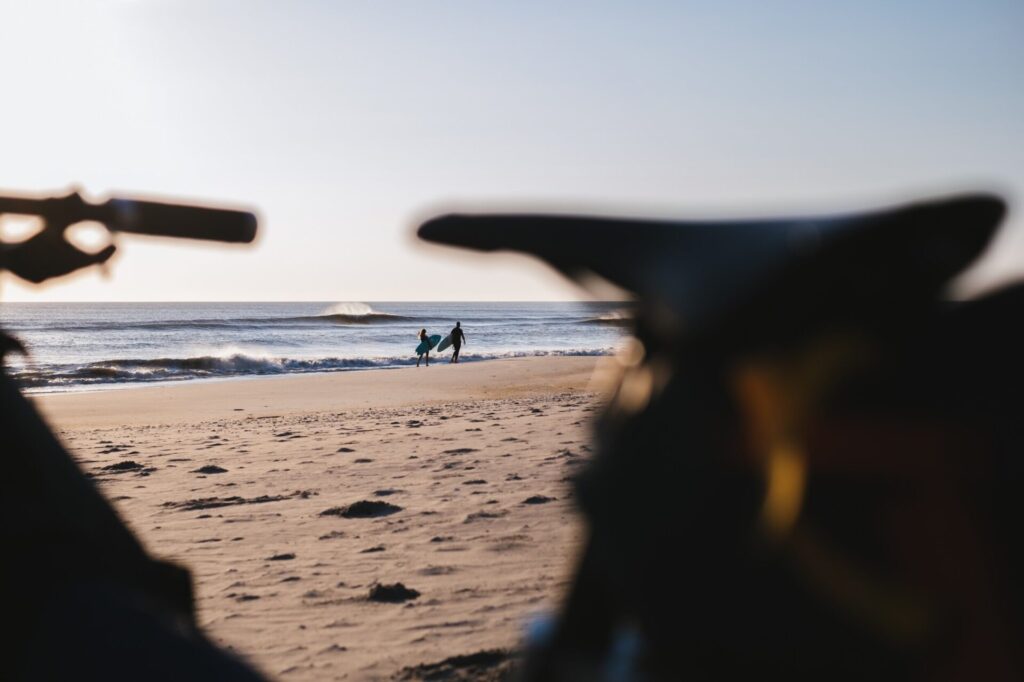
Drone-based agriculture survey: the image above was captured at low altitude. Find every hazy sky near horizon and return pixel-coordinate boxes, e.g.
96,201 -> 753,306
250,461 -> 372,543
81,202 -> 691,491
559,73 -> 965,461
1,0 -> 1022,302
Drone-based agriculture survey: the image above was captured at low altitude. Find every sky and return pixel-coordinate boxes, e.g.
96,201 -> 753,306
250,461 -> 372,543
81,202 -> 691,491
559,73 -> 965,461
1,0 -> 1022,302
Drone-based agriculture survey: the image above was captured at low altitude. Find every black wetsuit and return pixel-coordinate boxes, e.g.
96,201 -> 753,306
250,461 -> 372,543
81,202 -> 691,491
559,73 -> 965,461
450,326 -> 465,362
417,333 -> 430,366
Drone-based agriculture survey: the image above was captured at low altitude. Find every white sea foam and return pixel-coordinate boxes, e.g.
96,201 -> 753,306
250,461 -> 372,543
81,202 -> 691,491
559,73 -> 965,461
319,302 -> 375,316
14,347 -> 615,392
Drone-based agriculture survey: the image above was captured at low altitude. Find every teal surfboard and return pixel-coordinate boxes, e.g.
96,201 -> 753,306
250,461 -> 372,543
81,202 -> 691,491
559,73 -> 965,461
416,334 -> 442,355
436,334 -> 453,352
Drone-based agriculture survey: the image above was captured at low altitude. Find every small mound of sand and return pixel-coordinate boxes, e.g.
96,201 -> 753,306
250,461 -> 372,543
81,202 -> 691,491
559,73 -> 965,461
267,552 -> 296,561
102,460 -> 144,472
193,465 -> 228,474
320,500 -> 403,518
164,494 -> 290,511
464,511 -> 507,523
368,582 -> 420,603
392,649 -> 516,681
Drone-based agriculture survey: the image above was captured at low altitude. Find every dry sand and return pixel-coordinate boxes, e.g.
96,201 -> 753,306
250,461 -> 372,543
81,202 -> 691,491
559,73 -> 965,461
34,356 -> 614,680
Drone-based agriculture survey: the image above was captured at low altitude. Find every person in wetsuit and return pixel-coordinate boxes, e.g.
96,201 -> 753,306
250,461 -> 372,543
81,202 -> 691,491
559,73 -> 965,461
417,328 -> 431,367
449,321 -> 466,363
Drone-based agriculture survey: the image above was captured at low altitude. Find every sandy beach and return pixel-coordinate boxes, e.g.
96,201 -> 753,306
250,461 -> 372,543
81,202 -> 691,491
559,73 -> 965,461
34,356 -> 612,680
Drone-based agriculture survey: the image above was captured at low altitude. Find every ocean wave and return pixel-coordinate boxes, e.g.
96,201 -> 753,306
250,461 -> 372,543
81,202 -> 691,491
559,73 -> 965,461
294,312 -> 409,325
580,310 -> 633,326
12,348 -> 613,391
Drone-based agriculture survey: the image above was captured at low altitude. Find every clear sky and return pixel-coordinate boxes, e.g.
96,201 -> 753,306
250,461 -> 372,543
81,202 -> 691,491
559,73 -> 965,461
1,0 -> 1022,302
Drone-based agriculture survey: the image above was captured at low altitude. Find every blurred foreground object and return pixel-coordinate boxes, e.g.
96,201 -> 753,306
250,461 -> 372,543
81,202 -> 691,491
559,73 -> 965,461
0,190 -> 256,283
1,189 -> 265,680
420,193 -> 1024,680
1,188 -> 256,280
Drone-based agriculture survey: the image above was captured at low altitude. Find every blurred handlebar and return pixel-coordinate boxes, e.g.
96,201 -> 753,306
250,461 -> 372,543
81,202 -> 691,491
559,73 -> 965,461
0,192 -> 257,244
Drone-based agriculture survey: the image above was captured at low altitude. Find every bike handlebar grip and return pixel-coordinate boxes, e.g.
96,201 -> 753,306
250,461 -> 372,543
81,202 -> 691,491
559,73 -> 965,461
105,199 -> 258,243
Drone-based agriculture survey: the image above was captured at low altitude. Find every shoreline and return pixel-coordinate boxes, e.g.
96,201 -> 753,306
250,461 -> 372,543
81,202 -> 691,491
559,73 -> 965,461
24,362 -> 410,397
36,355 -> 616,429
17,349 -> 618,397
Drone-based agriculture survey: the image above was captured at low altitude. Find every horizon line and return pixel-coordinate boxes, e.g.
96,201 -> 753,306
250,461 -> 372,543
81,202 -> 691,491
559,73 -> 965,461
0,299 -> 632,304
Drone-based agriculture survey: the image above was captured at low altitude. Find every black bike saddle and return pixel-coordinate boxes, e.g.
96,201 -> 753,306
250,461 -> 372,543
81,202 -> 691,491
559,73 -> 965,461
418,194 -> 1005,339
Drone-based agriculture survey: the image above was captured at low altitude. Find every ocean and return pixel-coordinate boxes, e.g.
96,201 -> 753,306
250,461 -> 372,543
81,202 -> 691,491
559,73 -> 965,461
0,302 -> 630,393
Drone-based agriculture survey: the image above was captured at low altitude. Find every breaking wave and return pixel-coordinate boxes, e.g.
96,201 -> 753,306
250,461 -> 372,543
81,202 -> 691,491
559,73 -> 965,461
12,348 -> 613,392
310,302 -> 409,324
581,310 -> 632,326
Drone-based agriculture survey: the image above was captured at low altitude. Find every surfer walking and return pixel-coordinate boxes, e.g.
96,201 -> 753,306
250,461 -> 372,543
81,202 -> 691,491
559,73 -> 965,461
417,328 -> 431,367
449,321 -> 466,363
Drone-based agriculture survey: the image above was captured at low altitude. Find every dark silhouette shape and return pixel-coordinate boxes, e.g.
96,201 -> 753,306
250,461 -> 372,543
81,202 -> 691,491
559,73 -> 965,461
0,191 -> 255,282
450,321 -> 466,363
1,189 -> 265,680
417,328 -> 431,367
419,194 -> 1024,679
